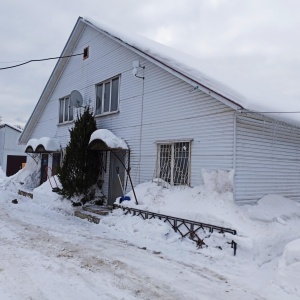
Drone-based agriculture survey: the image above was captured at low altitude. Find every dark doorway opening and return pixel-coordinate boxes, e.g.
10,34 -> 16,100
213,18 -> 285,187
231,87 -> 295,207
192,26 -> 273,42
108,150 -> 126,205
6,155 -> 27,176
40,154 -> 49,185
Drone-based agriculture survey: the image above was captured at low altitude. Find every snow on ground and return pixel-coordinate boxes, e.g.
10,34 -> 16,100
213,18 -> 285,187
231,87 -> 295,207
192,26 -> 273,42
0,167 -> 300,299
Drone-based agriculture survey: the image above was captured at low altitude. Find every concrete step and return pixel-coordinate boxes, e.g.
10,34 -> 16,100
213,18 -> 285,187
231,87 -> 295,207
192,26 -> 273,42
18,189 -> 33,199
82,205 -> 111,216
74,210 -> 101,224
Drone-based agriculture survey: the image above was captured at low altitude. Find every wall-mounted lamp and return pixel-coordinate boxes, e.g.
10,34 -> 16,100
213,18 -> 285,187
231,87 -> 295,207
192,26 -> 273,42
132,60 -> 145,79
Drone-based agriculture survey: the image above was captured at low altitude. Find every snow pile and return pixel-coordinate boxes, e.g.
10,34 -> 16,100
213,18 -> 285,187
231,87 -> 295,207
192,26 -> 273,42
202,169 -> 234,193
89,129 -> 128,149
3,157 -> 41,191
33,177 -> 73,215
245,194 -> 300,223
274,239 -> 300,297
279,239 -> 300,267
118,169 -> 300,262
120,169 -> 245,229
101,209 -> 180,244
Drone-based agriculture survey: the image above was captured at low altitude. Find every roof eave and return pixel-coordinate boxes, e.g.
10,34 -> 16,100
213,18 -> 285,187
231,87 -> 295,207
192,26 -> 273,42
19,17 -> 86,144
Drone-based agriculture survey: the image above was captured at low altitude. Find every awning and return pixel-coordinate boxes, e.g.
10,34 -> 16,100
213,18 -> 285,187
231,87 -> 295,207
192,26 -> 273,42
87,129 -> 128,151
25,137 -> 61,153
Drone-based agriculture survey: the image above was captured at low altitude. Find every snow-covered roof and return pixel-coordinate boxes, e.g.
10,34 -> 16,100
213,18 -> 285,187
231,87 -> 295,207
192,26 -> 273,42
88,129 -> 128,150
0,123 -> 22,133
84,17 -> 300,126
25,137 -> 60,153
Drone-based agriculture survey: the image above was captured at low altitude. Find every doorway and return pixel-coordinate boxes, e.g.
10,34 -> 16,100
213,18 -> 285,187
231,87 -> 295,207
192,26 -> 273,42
6,155 -> 27,176
108,150 -> 126,205
40,154 -> 49,185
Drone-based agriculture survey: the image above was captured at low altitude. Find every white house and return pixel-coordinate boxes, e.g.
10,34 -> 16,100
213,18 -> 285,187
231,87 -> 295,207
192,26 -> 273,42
19,17 -> 300,205
0,124 -> 26,176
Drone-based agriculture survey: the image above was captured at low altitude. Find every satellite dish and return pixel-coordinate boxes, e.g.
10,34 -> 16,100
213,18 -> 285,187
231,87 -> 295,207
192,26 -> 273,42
70,90 -> 83,108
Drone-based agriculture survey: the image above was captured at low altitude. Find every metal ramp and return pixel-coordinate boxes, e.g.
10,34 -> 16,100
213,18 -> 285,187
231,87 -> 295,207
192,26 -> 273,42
114,204 -> 237,255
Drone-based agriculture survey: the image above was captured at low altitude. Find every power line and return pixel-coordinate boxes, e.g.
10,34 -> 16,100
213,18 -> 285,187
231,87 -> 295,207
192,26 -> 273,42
0,53 -> 83,70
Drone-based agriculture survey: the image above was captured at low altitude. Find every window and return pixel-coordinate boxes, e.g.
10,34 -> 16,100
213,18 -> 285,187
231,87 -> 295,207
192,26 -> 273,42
95,76 -> 120,115
83,46 -> 89,60
59,96 -> 73,123
157,141 -> 190,185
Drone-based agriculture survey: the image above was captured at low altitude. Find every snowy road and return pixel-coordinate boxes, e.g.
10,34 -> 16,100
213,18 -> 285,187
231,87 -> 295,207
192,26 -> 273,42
0,190 -> 271,300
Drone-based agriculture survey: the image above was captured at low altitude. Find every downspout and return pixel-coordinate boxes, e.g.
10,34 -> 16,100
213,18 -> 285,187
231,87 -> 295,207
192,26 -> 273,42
138,66 -> 145,184
3,126 -> 6,172
233,113 -> 237,202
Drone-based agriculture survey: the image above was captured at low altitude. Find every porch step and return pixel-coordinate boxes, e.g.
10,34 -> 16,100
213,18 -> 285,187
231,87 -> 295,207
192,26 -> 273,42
18,189 -> 33,199
82,205 -> 111,216
74,205 -> 112,224
74,210 -> 101,224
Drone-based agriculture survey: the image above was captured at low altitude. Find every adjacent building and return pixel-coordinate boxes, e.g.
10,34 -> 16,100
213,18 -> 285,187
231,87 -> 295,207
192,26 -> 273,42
0,124 -> 26,176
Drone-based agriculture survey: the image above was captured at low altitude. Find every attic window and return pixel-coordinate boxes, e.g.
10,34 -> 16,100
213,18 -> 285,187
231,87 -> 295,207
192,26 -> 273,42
83,46 -> 89,60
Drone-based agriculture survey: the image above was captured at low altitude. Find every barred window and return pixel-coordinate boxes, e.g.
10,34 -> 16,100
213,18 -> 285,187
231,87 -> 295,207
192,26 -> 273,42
157,141 -> 190,185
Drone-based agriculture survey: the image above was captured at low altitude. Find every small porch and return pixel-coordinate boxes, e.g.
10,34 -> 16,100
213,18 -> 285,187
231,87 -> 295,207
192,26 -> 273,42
87,129 -> 138,206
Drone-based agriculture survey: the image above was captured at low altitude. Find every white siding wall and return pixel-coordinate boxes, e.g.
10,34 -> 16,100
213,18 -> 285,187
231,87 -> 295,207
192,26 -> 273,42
30,25 -> 235,197
0,127 -> 25,172
235,114 -> 300,204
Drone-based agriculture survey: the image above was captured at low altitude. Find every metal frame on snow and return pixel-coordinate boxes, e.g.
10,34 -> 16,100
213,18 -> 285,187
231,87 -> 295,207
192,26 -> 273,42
114,204 -> 237,255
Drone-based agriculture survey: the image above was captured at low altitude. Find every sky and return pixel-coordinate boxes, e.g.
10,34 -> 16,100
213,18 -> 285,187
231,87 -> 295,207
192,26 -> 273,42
1,0 -> 300,126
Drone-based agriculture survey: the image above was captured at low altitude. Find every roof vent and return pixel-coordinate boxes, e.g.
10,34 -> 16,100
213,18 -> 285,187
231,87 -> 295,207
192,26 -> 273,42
83,46 -> 89,60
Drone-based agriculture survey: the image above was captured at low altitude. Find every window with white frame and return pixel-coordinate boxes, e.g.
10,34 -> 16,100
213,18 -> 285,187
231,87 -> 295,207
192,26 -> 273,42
59,96 -> 73,123
156,141 -> 191,185
95,76 -> 120,115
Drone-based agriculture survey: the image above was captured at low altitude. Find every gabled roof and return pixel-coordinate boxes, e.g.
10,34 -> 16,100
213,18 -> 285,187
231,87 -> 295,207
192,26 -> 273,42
0,123 -> 22,133
19,17 -> 300,144
19,17 -> 86,144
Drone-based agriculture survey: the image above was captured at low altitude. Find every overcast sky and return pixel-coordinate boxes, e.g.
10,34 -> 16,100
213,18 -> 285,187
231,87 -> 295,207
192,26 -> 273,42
1,0 -> 300,126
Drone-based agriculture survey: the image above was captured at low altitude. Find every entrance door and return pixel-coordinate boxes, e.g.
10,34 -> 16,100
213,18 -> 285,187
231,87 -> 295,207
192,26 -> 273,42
108,150 -> 126,205
40,154 -> 49,185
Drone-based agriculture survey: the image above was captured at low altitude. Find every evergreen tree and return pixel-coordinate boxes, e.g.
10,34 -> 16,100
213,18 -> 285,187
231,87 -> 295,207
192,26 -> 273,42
57,107 -> 100,200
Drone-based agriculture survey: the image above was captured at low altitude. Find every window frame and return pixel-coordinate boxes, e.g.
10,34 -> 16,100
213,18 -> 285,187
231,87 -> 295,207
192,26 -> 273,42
95,75 -> 120,116
59,96 -> 74,124
156,140 -> 192,186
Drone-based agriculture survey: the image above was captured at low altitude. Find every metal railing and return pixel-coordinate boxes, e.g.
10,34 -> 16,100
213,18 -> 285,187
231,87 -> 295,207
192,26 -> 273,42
114,204 -> 237,255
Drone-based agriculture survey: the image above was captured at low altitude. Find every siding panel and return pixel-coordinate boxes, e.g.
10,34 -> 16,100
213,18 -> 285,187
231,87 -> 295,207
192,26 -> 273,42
235,114 -> 300,204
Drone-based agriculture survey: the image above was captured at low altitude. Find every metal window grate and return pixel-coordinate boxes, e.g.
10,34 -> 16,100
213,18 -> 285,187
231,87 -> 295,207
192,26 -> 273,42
157,142 -> 190,186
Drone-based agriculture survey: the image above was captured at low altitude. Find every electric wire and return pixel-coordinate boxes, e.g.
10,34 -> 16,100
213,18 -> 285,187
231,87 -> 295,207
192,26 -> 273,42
0,53 -> 83,70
